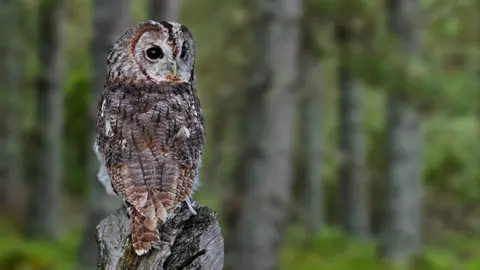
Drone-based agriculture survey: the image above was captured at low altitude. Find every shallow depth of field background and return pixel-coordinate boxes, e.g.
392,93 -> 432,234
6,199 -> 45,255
1,0 -> 480,269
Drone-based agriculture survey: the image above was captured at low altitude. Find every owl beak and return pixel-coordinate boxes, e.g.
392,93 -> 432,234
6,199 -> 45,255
170,61 -> 177,77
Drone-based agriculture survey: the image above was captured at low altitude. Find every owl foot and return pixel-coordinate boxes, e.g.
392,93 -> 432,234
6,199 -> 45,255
185,197 -> 197,215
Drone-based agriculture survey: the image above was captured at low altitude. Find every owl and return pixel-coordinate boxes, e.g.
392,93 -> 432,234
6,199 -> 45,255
93,20 -> 205,256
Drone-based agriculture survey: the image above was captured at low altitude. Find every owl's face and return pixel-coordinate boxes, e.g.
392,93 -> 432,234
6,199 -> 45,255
107,20 -> 195,84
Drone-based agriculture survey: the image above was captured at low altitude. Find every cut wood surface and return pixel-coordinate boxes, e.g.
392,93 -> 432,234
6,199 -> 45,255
96,202 -> 224,270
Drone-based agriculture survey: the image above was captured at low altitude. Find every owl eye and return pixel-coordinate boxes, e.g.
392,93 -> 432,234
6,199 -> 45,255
145,46 -> 164,60
180,44 -> 187,59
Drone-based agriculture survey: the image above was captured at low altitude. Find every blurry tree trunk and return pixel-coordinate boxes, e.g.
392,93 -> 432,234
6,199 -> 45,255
149,0 -> 180,22
0,0 -> 24,221
77,0 -> 129,267
335,23 -> 370,240
297,47 -> 323,236
223,53 -> 265,270
206,92 -> 232,189
379,0 -> 423,265
0,0 -> 8,206
231,0 -> 302,269
223,7 -> 263,270
476,0 -> 480,159
24,0 -> 65,240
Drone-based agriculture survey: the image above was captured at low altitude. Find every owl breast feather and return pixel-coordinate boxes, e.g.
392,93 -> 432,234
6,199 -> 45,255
95,81 -> 204,200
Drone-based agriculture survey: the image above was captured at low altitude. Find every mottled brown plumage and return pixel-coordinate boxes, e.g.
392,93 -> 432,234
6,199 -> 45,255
94,20 -> 204,256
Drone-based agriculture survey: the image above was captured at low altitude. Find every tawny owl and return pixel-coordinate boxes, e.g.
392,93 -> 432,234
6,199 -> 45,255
93,20 -> 205,256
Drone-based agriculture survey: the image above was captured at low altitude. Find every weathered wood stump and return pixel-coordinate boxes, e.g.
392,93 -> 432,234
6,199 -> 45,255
96,202 -> 224,270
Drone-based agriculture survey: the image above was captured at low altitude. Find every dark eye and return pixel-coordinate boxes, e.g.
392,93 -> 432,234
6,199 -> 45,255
180,44 -> 187,59
145,46 -> 164,60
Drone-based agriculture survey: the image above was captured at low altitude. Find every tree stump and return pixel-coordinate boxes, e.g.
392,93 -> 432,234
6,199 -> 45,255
96,202 -> 224,270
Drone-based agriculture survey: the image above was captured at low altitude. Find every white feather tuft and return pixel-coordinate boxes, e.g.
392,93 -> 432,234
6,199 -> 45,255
134,248 -> 149,256
93,141 -> 116,196
105,118 -> 112,136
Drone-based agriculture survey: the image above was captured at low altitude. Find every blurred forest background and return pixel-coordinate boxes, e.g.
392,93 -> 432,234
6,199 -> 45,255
1,0 -> 480,269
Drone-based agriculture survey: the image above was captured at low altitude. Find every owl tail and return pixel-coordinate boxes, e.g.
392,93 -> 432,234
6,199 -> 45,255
129,206 -> 159,256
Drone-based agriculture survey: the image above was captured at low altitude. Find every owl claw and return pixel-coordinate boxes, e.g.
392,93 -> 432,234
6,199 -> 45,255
186,197 -> 197,215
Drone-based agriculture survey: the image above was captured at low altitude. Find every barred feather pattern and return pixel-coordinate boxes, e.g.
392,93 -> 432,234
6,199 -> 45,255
95,79 -> 204,255
94,20 -> 204,255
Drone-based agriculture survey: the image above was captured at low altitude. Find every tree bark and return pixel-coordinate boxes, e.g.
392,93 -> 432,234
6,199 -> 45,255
223,40 -> 265,270
77,0 -> 130,267
96,202 -> 224,270
335,22 -> 370,240
0,0 -> 8,208
379,0 -> 423,265
24,0 -> 65,240
297,47 -> 323,236
232,0 -> 302,269
149,0 -> 180,22
0,0 -> 24,222
222,2 -> 266,268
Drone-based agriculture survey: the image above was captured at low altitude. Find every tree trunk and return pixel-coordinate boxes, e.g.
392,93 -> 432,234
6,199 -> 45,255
222,3 -> 265,268
205,92 -> 231,190
335,23 -> 370,240
0,0 -> 25,224
77,0 -> 130,267
24,0 -> 65,240
96,203 -> 224,270
223,48 -> 265,270
297,48 -> 323,236
232,0 -> 302,269
0,0 -> 8,208
149,0 -> 180,22
379,0 -> 423,265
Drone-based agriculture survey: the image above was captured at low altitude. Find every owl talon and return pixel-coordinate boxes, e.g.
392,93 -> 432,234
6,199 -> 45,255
186,197 -> 197,215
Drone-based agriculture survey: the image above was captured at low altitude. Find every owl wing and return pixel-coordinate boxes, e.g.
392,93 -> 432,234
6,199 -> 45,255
96,82 -> 204,223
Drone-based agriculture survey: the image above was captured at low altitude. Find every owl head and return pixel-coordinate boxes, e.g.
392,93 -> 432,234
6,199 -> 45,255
107,20 -> 195,84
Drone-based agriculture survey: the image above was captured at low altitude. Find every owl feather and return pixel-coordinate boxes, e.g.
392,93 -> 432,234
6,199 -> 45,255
94,21 -> 204,256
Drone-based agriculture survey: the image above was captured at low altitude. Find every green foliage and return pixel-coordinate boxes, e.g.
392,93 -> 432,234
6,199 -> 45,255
2,225 -> 480,270
63,69 -> 90,197
282,228 -> 379,270
423,116 -> 480,201
0,226 -> 79,270
281,228 -> 480,270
